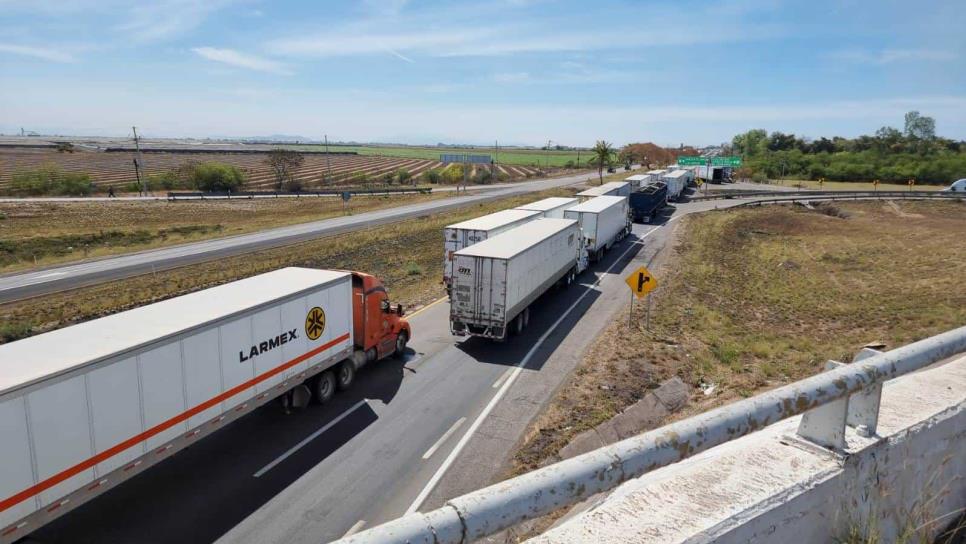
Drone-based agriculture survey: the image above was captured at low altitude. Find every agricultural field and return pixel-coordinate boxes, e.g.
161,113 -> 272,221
512,199 -> 966,475
0,147 -> 548,193
0,187 -> 577,343
290,144 -> 586,168
0,193 -> 446,272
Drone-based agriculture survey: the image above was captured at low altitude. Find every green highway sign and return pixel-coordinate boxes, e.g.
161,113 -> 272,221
676,156 -> 705,166
677,156 -> 742,167
712,156 -> 742,167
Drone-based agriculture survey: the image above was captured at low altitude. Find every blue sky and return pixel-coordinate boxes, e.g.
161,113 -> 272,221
1,0 -> 964,146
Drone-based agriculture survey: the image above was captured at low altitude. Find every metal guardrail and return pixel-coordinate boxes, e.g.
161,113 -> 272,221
338,326 -> 966,544
687,190 -> 960,202
166,187 -> 432,200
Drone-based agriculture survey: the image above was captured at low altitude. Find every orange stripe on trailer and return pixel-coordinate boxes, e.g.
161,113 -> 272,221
0,333 -> 350,514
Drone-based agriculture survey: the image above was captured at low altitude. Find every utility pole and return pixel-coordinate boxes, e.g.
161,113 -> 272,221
576,148 -> 580,168
546,139 -> 552,169
324,134 -> 332,185
132,126 -> 145,196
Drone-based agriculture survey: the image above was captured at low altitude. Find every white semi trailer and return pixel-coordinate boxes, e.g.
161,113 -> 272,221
576,181 -> 631,201
443,209 -> 542,296
0,268 -> 411,542
514,196 -> 579,218
564,195 -> 631,262
662,169 -> 692,201
449,218 -> 582,340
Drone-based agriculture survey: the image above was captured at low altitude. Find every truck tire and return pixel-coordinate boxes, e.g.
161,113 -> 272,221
336,361 -> 355,391
522,307 -> 530,328
394,331 -> 408,358
313,370 -> 336,404
513,313 -> 525,335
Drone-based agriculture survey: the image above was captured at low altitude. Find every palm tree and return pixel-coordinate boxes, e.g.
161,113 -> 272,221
592,140 -> 615,184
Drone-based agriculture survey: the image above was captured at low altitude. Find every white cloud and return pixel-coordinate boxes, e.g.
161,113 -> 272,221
493,72 -> 530,84
192,47 -> 292,75
118,0 -> 235,42
832,48 -> 958,65
0,43 -> 73,62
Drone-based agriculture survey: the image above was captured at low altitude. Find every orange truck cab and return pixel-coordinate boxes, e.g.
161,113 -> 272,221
350,271 -> 412,367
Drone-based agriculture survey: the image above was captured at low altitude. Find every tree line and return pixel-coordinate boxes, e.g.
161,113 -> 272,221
730,111 -> 965,184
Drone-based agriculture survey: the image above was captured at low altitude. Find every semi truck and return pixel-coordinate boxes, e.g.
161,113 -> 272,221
576,181 -> 631,201
0,267 -> 410,542
563,195 -> 631,261
624,174 -> 648,189
629,182 -> 668,223
661,169 -> 692,201
443,209 -> 541,296
449,218 -> 582,341
514,196 -> 578,218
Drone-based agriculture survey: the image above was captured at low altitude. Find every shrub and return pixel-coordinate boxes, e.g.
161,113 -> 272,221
442,164 -> 464,184
423,169 -> 442,184
473,169 -> 494,184
148,170 -> 194,191
396,168 -> 412,185
187,162 -> 245,192
10,164 -> 93,196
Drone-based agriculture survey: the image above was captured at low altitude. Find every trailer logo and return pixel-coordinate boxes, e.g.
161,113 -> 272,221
239,329 -> 297,363
305,306 -> 326,341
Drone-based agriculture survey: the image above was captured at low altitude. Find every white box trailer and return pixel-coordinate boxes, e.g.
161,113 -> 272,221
0,267 -> 412,541
576,181 -> 631,201
624,174 -> 648,189
514,196 -> 579,218
662,169 -> 692,201
564,195 -> 631,261
443,209 -> 542,295
644,169 -> 667,184
450,218 -> 581,340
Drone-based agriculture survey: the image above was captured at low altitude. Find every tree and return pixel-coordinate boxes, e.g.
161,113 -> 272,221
904,111 -> 936,140
591,140 -> 615,184
189,162 -> 245,192
732,129 -> 768,156
767,131 -> 798,152
264,149 -> 305,191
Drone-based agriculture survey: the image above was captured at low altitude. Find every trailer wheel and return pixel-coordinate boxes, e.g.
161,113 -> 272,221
312,371 -> 336,404
522,307 -> 530,328
394,331 -> 408,358
513,314 -> 525,335
336,361 -> 355,391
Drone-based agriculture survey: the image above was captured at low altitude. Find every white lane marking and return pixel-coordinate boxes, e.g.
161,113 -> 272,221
35,272 -> 67,279
405,226 -> 662,514
342,520 -> 367,538
253,399 -> 370,478
422,417 -> 467,460
492,368 -> 514,389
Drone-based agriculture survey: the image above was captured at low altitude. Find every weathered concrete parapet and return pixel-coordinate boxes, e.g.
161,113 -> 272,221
527,356 -> 966,544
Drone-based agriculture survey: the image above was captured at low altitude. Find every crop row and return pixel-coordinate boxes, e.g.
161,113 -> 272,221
0,149 -> 545,190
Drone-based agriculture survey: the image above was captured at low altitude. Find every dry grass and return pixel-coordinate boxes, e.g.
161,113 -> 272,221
0,193 -> 446,272
0,188 -> 577,344
772,179 -> 944,192
512,200 -> 966,474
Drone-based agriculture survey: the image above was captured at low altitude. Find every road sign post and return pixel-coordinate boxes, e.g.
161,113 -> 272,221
625,265 -> 658,330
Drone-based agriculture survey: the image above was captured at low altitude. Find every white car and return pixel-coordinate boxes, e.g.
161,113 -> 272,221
943,178 -> 966,192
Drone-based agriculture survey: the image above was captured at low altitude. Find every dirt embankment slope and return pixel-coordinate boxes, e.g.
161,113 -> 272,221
513,199 -> 966,473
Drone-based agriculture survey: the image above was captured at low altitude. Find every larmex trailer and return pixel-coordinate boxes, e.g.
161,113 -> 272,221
450,218 -> 581,341
514,197 -> 579,219
576,181 -> 631,201
443,209 -> 542,296
629,182 -> 668,223
0,267 -> 410,542
564,195 -> 631,261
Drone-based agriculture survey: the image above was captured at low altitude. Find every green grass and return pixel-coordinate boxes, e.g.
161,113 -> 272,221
284,144 -> 586,168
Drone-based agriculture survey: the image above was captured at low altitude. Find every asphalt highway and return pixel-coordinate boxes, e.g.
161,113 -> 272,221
0,172 -> 599,304
27,195 -> 743,544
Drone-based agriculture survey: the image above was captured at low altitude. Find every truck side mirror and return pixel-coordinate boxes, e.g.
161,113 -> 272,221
397,304 -> 404,316
380,299 -> 390,312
